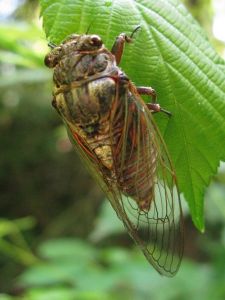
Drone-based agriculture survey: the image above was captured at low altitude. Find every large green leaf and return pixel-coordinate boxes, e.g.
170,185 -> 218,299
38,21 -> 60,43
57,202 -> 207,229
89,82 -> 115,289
39,0 -> 225,231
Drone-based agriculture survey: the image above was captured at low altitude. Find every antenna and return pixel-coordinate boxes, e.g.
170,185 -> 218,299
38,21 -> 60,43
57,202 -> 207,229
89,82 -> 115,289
48,42 -> 57,49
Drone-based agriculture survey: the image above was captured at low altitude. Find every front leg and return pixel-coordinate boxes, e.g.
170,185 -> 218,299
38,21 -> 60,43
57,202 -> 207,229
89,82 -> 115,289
111,26 -> 141,65
136,86 -> 157,103
137,86 -> 172,116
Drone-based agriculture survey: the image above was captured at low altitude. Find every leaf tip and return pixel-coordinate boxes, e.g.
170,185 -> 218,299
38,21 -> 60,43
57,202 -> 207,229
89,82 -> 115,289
193,215 -> 205,232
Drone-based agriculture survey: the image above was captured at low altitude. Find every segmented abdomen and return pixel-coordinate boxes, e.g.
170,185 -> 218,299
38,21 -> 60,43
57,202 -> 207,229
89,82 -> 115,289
113,95 -> 158,210
117,141 -> 157,210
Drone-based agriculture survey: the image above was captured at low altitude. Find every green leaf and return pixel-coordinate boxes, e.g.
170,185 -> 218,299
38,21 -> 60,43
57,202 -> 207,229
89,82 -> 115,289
39,0 -> 225,231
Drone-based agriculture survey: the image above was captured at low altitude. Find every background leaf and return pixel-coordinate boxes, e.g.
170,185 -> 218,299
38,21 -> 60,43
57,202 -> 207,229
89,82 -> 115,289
0,22 -> 47,68
40,0 -> 225,231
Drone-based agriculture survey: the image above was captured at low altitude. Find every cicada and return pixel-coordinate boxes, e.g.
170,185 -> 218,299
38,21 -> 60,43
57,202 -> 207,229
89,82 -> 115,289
45,26 -> 184,276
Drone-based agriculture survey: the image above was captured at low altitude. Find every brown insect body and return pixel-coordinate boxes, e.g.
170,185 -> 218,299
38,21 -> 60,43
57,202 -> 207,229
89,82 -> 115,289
45,31 -> 183,276
48,34 -> 156,210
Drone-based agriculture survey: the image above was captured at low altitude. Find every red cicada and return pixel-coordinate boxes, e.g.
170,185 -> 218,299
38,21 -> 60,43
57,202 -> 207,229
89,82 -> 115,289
45,27 -> 184,276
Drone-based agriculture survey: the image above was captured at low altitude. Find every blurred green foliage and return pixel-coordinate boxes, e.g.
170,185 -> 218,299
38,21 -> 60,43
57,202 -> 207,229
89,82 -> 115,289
182,0 -> 225,53
0,236 -> 224,300
0,15 -> 103,292
0,0 -> 224,299
0,217 -> 37,265
183,0 -> 213,33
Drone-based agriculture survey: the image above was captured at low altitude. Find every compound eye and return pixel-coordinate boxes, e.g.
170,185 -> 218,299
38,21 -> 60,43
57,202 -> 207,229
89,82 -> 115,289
44,46 -> 62,68
44,54 -> 52,67
44,54 -> 58,68
90,35 -> 102,47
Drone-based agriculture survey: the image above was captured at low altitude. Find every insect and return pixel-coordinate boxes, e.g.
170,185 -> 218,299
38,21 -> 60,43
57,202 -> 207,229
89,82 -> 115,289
45,26 -> 184,276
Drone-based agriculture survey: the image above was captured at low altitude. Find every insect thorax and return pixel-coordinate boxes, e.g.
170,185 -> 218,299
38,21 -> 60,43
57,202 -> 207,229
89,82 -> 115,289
53,50 -> 115,84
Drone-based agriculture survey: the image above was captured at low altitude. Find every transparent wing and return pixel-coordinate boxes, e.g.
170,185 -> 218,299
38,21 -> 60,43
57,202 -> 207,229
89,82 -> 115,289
110,82 -> 184,276
65,82 -> 184,277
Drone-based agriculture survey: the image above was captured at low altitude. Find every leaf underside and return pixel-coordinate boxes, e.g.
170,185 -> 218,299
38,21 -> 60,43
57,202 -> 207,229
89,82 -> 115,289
40,0 -> 225,231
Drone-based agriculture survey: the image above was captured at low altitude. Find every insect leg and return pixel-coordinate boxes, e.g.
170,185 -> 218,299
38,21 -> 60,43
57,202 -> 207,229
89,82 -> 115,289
137,86 -> 172,116
111,26 -> 141,64
136,86 -> 157,102
147,103 -> 172,116
111,34 -> 132,64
